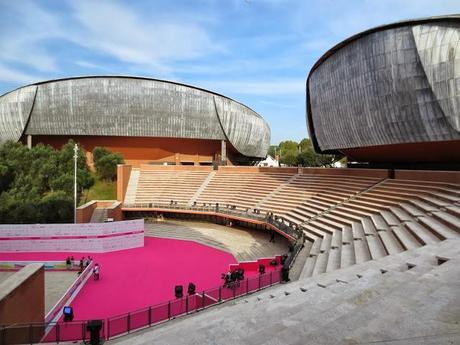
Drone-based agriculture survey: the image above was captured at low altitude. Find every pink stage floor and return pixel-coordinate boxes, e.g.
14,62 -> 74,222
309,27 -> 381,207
0,237 -> 238,320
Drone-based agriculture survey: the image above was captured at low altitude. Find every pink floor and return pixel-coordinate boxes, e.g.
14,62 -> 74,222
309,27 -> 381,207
0,237 -> 238,320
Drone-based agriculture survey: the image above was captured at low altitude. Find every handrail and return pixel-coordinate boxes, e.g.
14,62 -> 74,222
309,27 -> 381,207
122,202 -> 306,271
0,269 -> 283,343
122,202 -> 306,242
44,261 -> 93,324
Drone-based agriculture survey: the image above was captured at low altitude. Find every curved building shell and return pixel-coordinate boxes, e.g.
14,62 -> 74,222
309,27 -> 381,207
306,15 -> 460,163
0,76 -> 270,165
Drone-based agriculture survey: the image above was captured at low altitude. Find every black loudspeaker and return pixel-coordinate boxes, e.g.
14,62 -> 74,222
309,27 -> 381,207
281,267 -> 290,282
259,264 -> 266,274
175,285 -> 183,298
86,320 -> 102,345
188,282 -> 196,295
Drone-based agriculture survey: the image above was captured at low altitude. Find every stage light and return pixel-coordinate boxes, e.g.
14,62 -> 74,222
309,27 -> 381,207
63,306 -> 74,322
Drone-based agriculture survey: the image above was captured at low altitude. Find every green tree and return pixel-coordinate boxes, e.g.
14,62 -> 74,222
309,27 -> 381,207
59,141 -> 94,191
0,140 -> 93,223
93,147 -> 124,180
269,138 -> 342,167
278,140 -> 299,166
39,191 -> 74,223
92,146 -> 110,164
268,145 -> 278,158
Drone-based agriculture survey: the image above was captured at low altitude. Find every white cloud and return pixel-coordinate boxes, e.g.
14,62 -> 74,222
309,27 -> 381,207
0,1 -> 61,72
0,0 -> 223,81
68,0 -> 220,70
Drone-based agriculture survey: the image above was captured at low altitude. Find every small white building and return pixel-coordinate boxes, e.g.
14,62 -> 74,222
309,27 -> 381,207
257,155 -> 280,167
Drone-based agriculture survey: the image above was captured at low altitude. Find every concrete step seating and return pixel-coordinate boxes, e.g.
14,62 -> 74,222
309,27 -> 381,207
128,170 -> 459,287
196,172 -> 294,209
431,210 -> 460,230
258,174 -> 380,217
392,225 -> 420,250
135,170 -> 211,205
417,216 -> 459,239
445,205 -> 460,217
404,221 -> 442,245
123,238 -> 460,345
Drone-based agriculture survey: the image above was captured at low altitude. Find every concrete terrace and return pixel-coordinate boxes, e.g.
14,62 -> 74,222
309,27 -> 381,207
110,237 -> 460,345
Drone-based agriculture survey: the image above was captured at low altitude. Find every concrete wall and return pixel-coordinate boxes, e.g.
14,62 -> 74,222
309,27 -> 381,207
140,165 -> 214,172
32,135 -> 226,167
76,200 -> 97,223
0,264 -> 45,325
218,166 -> 298,174
106,201 -> 123,221
300,167 -> 390,178
76,200 -> 123,223
117,164 -> 132,202
394,170 -> 460,184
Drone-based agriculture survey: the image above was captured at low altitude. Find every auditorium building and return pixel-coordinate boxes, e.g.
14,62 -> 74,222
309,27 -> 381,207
0,76 -> 270,166
306,15 -> 460,168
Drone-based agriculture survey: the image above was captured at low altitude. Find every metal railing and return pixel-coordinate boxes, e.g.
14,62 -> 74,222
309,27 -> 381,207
123,202 -> 306,270
123,202 -> 305,242
106,269 -> 282,339
0,320 -> 104,345
0,270 -> 282,344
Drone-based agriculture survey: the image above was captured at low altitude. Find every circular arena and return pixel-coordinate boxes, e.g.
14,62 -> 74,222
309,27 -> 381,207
306,15 -> 460,165
0,76 -> 270,166
0,15 -> 459,345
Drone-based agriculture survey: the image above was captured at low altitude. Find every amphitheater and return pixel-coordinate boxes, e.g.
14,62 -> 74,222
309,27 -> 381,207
0,15 -> 460,345
107,15 -> 460,344
104,164 -> 460,345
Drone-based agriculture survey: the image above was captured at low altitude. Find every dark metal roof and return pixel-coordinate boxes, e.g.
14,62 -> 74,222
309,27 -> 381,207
309,14 -> 460,75
306,14 -> 460,155
0,75 -> 261,119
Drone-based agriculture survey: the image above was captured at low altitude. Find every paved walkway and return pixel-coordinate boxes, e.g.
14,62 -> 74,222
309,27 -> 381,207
0,270 -> 75,315
0,271 -> 14,283
44,271 -> 76,314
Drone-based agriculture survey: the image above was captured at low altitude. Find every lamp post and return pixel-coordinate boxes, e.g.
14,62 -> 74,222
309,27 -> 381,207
73,144 -> 78,223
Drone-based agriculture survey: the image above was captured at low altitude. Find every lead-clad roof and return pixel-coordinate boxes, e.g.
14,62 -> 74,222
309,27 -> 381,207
0,76 -> 270,158
306,15 -> 460,154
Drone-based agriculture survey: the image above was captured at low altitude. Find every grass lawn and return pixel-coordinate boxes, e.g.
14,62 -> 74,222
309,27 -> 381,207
80,177 -> 116,205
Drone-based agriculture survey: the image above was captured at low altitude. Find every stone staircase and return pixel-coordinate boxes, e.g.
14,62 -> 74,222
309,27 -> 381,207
90,208 -> 107,223
254,173 -> 300,209
188,171 -> 216,206
124,168 -> 140,204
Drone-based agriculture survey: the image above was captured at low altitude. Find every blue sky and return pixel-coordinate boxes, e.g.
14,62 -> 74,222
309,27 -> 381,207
1,0 -> 459,144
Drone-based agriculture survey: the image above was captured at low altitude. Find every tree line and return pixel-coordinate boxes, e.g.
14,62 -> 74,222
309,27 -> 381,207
268,138 -> 343,167
0,141 -> 123,224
